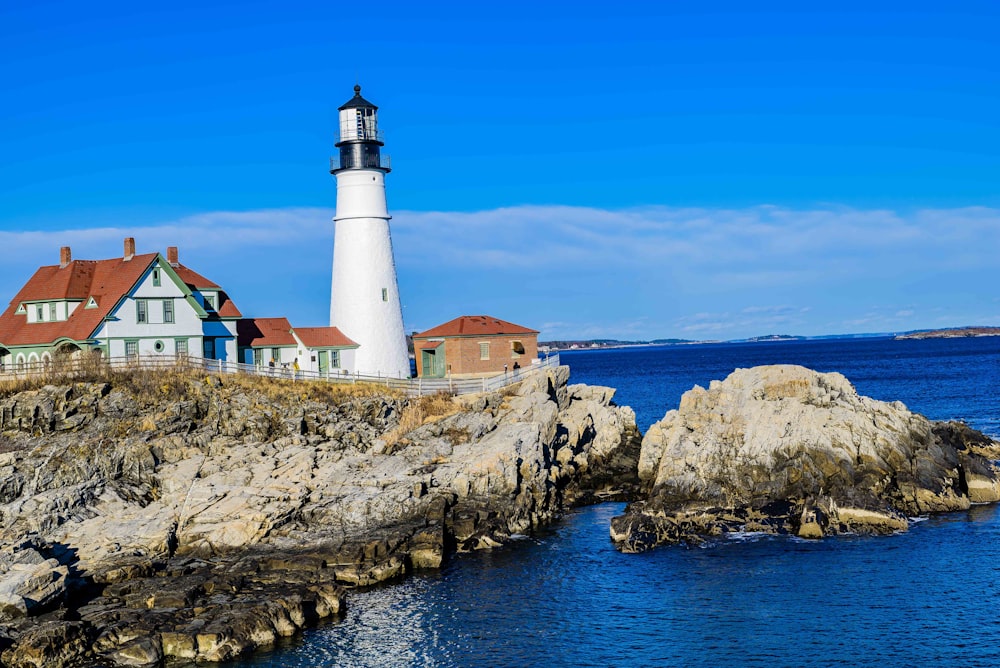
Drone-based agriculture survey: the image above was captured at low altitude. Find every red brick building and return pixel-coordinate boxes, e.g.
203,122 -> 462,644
412,315 -> 539,378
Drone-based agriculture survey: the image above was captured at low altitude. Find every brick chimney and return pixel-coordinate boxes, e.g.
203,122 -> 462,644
123,237 -> 136,261
166,246 -> 178,265
60,246 -> 72,268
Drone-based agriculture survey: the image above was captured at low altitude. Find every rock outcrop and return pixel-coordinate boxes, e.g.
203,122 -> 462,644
611,364 -> 1000,552
0,366 -> 639,666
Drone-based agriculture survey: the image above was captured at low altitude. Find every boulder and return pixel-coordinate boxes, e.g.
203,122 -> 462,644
614,364 -> 1000,552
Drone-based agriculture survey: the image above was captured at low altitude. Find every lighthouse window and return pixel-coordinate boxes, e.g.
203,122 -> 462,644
381,288 -> 388,302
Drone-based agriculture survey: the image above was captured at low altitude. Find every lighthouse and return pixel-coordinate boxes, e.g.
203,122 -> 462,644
329,85 -> 410,378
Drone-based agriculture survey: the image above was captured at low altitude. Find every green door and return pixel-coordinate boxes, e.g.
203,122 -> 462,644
422,348 -> 446,378
318,350 -> 328,375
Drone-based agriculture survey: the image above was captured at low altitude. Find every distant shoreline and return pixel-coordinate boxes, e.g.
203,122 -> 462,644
895,326 -> 1000,340
542,325 -> 1000,352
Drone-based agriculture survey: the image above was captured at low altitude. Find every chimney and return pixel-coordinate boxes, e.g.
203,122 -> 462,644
167,246 -> 178,265
123,237 -> 136,261
60,246 -> 72,268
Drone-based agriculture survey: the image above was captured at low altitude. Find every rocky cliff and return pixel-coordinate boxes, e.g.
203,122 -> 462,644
0,366 -> 640,666
611,364 -> 1000,552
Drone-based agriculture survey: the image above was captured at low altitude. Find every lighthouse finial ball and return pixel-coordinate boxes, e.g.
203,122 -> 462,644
354,84 -> 361,96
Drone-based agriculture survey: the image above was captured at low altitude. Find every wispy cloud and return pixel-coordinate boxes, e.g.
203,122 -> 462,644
1,204 -> 998,340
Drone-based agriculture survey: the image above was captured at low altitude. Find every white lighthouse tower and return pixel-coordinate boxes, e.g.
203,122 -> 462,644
329,85 -> 410,378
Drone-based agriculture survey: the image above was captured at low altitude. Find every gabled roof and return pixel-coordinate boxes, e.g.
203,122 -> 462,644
413,315 -> 539,339
294,326 -> 358,349
237,317 -> 296,348
237,320 -> 360,350
0,253 -> 159,347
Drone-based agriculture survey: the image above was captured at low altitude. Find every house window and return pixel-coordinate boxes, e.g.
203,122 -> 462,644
175,339 -> 188,357
152,268 -> 161,287
381,288 -> 388,302
136,299 -> 148,323
479,342 -> 490,360
511,340 -> 525,358
271,347 -> 280,364
163,299 -> 174,323
36,304 -> 44,321
49,303 -> 57,321
253,349 -> 263,366
125,340 -> 138,358
331,350 -> 341,368
153,340 -> 165,353
204,294 -> 215,311
203,338 -> 215,359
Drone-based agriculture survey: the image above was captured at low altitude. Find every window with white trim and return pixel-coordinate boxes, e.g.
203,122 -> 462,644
479,342 -> 489,360
331,350 -> 341,368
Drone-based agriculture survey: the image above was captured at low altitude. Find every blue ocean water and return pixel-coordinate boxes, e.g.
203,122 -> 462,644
236,336 -> 1000,667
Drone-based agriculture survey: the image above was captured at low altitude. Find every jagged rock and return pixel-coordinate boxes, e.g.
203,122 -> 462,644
0,366 -> 638,666
613,364 -> 1000,552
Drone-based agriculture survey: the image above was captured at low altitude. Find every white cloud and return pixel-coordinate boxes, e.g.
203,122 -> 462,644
1,204 -> 998,340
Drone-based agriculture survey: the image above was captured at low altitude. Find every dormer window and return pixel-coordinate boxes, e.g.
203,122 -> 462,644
204,294 -> 216,311
36,304 -> 44,321
85,297 -> 98,309
49,303 -> 57,321
15,304 -> 25,315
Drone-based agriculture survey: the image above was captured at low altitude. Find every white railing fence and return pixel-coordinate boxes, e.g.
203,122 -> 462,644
0,353 -> 562,397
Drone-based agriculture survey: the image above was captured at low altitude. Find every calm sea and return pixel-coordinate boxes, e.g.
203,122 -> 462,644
234,336 -> 1000,667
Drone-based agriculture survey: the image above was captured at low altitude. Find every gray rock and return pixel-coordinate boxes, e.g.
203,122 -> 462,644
613,364 -> 1000,552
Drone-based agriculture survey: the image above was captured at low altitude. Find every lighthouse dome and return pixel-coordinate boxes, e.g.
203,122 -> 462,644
338,84 -> 379,111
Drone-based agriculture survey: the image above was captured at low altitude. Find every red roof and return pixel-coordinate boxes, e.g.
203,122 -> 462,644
413,315 -> 539,339
0,251 -> 245,348
0,254 -> 159,347
237,317 -> 296,348
173,264 -> 241,318
294,326 -> 358,349
173,264 -> 220,290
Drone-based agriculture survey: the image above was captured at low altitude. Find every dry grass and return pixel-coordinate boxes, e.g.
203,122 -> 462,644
0,357 -> 403,407
382,392 -> 460,449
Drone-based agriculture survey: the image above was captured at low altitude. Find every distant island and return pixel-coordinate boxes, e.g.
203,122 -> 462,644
895,326 -> 1000,340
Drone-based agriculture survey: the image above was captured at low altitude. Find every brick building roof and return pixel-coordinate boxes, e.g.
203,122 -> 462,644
413,315 -> 538,339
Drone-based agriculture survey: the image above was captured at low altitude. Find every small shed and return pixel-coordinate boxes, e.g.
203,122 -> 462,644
412,315 -> 539,378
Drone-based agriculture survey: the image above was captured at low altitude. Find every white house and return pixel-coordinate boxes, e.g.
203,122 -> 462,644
237,317 -> 359,375
0,238 -> 241,370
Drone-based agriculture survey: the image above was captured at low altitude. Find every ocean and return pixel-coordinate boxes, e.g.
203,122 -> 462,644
234,335 -> 1000,667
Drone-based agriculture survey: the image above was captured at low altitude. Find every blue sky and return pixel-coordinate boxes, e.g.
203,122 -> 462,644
1,1 -> 998,340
